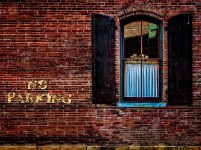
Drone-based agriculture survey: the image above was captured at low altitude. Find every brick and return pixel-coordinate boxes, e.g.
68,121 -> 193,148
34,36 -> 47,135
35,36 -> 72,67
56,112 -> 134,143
128,146 -> 141,150
0,146 -> 36,150
0,0 -> 200,146
87,146 -> 100,150
154,146 -> 177,150
115,146 -> 129,150
38,145 -> 86,150
184,146 -> 201,150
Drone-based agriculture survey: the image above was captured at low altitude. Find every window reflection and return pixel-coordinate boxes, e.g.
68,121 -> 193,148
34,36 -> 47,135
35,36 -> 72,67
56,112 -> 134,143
123,20 -> 160,99
124,21 -> 159,58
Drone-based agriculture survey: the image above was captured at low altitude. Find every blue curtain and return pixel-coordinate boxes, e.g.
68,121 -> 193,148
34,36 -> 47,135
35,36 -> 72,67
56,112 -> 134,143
124,61 -> 159,97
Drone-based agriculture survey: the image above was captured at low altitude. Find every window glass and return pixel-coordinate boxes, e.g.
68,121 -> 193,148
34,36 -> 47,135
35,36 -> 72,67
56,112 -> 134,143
124,21 -> 159,58
123,20 -> 160,101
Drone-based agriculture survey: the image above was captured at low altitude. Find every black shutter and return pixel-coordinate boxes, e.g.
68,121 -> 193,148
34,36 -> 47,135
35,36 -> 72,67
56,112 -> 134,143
168,14 -> 192,105
92,14 -> 116,104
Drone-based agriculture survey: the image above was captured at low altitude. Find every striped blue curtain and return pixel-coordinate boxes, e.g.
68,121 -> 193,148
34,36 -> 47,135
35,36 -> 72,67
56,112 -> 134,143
124,61 -> 159,97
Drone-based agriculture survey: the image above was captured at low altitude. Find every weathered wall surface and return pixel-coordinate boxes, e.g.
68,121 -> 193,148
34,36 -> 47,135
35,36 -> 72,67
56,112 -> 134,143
0,0 -> 200,146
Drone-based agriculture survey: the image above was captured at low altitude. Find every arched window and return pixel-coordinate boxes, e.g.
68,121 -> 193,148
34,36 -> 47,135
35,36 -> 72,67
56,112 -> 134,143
121,16 -> 162,101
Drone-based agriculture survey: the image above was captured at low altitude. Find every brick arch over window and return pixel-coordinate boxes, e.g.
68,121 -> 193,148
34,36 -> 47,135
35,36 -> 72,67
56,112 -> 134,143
117,5 -> 167,21
119,11 -> 163,21
118,11 -> 164,22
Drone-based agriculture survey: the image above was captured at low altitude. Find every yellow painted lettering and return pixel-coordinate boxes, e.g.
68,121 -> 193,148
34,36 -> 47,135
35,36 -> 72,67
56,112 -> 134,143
51,95 -> 58,103
62,94 -> 72,104
7,92 -> 15,103
27,81 -> 36,90
47,93 -> 56,103
56,95 -> 63,103
25,93 -> 33,103
17,94 -> 24,103
47,93 -> 52,103
35,94 -> 45,103
38,80 -> 47,90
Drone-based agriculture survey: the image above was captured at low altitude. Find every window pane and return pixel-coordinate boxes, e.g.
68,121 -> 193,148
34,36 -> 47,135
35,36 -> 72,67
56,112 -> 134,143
124,60 -> 141,97
124,21 -> 159,58
142,22 -> 159,58
124,60 -> 159,98
141,60 -> 159,97
124,21 -> 141,58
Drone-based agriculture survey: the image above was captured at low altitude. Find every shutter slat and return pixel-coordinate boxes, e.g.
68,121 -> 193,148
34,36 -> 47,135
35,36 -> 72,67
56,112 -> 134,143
168,14 -> 192,105
92,14 -> 115,104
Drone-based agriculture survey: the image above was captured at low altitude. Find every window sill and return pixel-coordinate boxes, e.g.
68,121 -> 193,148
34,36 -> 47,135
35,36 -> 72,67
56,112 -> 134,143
117,101 -> 166,108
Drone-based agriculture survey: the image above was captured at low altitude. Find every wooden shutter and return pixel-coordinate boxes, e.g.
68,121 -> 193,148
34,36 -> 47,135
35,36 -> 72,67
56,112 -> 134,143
168,14 -> 192,105
92,14 -> 116,104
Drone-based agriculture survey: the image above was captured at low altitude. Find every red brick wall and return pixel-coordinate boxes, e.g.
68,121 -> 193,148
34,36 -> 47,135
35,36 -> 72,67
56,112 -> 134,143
0,0 -> 200,146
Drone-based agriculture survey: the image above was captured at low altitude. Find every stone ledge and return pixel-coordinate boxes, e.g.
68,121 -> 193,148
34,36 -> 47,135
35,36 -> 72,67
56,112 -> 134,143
0,146 -> 36,150
117,102 -> 167,108
0,146 -> 200,150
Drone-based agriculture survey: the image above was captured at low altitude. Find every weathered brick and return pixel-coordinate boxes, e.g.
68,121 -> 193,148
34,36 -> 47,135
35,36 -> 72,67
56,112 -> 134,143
0,0 -> 200,146
38,145 -> 86,150
128,146 -> 141,150
87,146 -> 100,150
115,146 -> 129,150
0,146 -> 36,150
